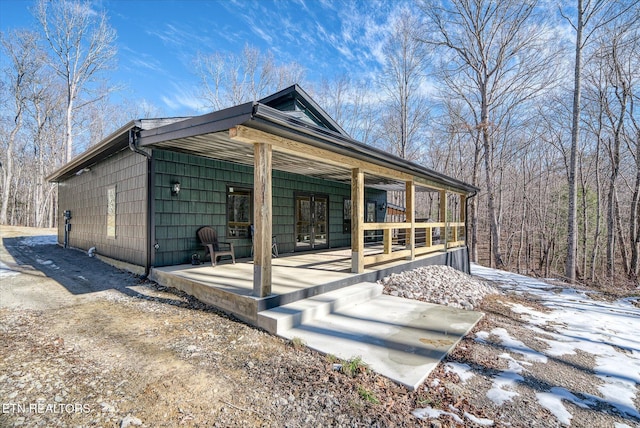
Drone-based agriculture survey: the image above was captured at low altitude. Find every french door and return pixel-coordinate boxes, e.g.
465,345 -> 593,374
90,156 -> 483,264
295,193 -> 328,251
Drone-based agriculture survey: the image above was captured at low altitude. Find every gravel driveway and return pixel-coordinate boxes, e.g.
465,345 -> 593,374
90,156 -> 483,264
1,226 -> 639,427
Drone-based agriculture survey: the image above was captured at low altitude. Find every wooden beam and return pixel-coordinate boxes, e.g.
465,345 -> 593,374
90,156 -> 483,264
440,189 -> 447,251
364,249 -> 411,265
460,194 -> 467,246
406,180 -> 415,260
230,125 -> 412,182
253,142 -> 272,297
423,226 -> 432,248
416,244 -> 445,255
414,176 -> 467,194
351,168 -> 364,273
383,229 -> 392,254
362,222 -> 414,230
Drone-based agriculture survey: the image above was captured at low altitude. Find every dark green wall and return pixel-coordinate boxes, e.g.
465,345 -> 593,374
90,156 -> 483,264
153,150 -> 385,266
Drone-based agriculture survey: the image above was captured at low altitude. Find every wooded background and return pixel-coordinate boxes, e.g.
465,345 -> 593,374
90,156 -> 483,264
1,0 -> 639,286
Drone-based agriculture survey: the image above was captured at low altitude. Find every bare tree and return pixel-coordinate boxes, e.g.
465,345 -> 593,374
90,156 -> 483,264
604,23 -> 639,279
603,33 -> 630,278
0,30 -> 41,225
560,0 -> 638,282
421,0 -> 558,269
378,8 -> 429,161
585,87 -> 605,282
35,0 -> 117,162
428,98 -> 483,262
312,75 -> 379,144
195,44 -> 306,110
629,75 -> 640,278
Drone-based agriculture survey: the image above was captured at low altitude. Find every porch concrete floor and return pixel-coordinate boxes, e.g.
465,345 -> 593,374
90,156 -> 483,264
153,246 -> 422,298
154,251 -> 353,297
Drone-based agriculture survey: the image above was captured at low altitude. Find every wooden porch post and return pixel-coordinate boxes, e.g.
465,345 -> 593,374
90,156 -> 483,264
460,194 -> 466,245
440,189 -> 448,251
351,168 -> 364,273
383,229 -> 392,254
253,142 -> 272,297
406,180 -> 415,260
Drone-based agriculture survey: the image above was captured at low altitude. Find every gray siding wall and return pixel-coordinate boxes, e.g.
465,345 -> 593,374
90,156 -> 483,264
57,149 -> 147,266
153,150 -> 385,266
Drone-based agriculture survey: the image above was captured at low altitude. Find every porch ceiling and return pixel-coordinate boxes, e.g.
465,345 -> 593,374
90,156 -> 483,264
149,131 -> 437,192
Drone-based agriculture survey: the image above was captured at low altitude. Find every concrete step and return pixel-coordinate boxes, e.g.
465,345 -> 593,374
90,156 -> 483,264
257,282 -> 383,335
277,294 -> 484,390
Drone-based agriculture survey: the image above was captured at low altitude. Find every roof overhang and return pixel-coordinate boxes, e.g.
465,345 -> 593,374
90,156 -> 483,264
136,102 -> 479,195
47,121 -> 135,182
47,118 -> 190,182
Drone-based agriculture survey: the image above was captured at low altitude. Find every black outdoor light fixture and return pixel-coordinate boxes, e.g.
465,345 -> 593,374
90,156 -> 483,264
171,181 -> 181,196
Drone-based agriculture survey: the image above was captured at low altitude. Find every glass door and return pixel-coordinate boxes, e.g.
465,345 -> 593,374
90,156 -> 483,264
295,195 -> 311,249
313,196 -> 327,247
295,194 -> 328,251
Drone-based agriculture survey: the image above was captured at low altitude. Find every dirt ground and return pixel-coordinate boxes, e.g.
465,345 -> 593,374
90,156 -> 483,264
1,226 -> 639,427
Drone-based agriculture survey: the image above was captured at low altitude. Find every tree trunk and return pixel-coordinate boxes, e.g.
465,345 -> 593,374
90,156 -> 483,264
65,91 -> 74,163
566,0 -> 584,283
606,175 -> 616,277
0,113 -> 21,225
615,194 -> 630,275
517,159 -> 527,274
590,141 -> 603,282
470,135 -> 482,263
580,158 -> 588,280
480,77 -> 504,268
629,129 -> 640,278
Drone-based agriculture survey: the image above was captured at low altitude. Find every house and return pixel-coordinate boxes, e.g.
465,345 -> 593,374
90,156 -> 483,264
47,84 -> 478,316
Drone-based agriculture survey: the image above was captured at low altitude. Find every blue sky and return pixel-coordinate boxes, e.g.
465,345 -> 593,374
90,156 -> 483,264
1,0 -> 407,116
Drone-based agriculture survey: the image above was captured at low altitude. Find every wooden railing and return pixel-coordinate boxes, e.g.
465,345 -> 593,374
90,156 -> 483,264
360,221 -> 466,266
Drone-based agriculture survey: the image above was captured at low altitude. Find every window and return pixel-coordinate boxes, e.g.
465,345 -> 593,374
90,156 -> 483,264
343,198 -> 351,233
343,199 -> 376,231
107,186 -> 116,238
366,201 -> 376,223
227,187 -> 251,238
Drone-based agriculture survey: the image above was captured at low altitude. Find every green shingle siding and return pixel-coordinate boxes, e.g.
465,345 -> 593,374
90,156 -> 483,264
152,150 -> 386,267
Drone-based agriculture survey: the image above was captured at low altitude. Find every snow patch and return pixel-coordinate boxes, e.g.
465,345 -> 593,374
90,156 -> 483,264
486,355 -> 525,405
19,235 -> 57,246
475,330 -> 489,344
412,406 -> 463,424
0,260 -> 19,278
445,362 -> 474,383
535,387 -> 589,426
413,404 -> 494,426
472,263 -> 640,423
464,412 -> 494,426
489,327 -> 548,363
36,258 -> 59,270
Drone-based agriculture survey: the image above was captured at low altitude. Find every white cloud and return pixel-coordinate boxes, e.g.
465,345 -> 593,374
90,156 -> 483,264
161,82 -> 209,114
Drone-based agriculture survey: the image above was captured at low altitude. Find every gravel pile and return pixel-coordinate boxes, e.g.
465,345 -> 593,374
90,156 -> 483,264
379,265 -> 500,310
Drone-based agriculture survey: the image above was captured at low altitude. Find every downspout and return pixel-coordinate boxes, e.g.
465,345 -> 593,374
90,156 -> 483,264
129,127 -> 153,278
465,190 -> 478,274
